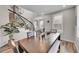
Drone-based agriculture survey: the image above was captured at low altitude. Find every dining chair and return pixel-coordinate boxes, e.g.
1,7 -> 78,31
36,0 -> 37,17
8,39 -> 19,53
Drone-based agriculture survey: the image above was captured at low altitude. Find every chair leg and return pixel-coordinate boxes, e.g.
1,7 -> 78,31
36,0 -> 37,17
18,45 -> 24,53
13,48 -> 18,53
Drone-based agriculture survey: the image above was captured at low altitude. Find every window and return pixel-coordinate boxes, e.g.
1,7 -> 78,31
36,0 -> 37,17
39,20 -> 44,29
34,20 -> 38,30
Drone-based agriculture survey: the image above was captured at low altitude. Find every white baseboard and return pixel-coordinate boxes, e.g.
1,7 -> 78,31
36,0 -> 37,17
61,38 -> 74,43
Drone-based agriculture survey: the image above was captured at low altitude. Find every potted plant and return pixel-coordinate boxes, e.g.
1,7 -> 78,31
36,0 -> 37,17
0,21 -> 24,47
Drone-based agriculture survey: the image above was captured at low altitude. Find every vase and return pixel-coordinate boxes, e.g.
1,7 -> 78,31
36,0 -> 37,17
9,34 -> 13,40
8,34 -> 16,47
8,39 -> 18,53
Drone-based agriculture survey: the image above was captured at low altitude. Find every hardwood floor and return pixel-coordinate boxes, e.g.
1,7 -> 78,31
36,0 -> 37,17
0,40 -> 77,53
0,44 -> 14,53
60,40 -> 77,53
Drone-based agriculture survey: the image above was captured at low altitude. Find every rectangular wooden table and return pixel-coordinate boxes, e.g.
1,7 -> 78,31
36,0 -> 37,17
18,33 -> 60,53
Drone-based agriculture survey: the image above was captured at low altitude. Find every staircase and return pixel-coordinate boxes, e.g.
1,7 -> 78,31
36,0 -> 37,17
8,9 -> 35,31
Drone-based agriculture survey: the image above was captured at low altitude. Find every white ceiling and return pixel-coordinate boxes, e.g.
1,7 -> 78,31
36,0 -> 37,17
20,5 -> 74,15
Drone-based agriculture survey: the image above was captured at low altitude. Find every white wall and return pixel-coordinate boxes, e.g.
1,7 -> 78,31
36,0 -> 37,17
77,6 -> 79,38
44,15 -> 52,32
62,7 -> 76,42
75,6 -> 79,52
0,6 -> 9,25
52,12 -> 63,33
0,6 -> 9,47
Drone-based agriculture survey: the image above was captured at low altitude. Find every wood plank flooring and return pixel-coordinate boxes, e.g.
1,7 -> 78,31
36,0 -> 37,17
0,40 -> 78,53
60,40 -> 77,53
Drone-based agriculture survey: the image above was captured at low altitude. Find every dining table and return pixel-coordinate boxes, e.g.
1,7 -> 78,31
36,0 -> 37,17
18,33 -> 60,53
